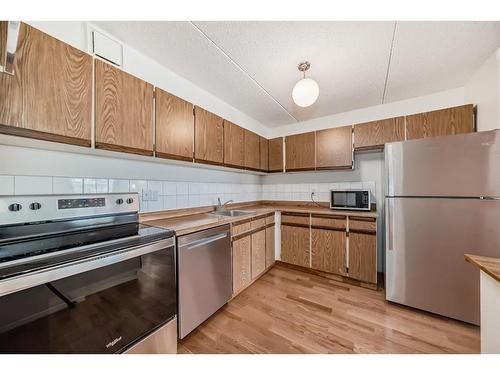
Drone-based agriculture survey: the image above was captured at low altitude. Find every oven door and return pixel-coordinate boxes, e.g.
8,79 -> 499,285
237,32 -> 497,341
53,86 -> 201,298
0,238 -> 176,354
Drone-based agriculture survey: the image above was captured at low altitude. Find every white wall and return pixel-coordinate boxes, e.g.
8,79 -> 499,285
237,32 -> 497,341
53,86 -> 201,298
465,49 -> 500,131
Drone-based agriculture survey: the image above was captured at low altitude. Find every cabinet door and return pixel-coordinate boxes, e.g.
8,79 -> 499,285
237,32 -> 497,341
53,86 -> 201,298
268,137 -> 283,172
265,224 -> 275,268
405,104 -> 474,140
244,129 -> 260,170
155,88 -> 193,161
194,106 -> 224,165
285,132 -> 315,171
354,116 -> 405,150
281,224 -> 310,268
0,22 -> 7,67
223,120 -> 245,168
260,136 -> 269,172
0,22 -> 92,146
348,231 -> 377,283
311,228 -> 346,275
315,126 -> 352,170
251,229 -> 266,279
232,235 -> 252,294
95,59 -> 154,155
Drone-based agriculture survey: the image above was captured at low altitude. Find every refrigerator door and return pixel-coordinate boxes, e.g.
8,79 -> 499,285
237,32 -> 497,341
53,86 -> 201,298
386,130 -> 500,197
385,196 -> 500,325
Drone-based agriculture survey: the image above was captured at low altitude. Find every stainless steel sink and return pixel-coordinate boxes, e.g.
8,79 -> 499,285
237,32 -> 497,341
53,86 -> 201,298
211,210 -> 254,217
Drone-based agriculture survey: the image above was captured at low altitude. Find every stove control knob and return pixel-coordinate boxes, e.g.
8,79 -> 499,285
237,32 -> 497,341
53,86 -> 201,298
29,202 -> 42,210
116,198 -> 124,205
126,198 -> 134,204
8,203 -> 22,212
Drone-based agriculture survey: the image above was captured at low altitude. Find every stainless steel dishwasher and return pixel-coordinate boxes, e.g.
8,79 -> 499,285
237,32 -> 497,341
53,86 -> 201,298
177,224 -> 232,338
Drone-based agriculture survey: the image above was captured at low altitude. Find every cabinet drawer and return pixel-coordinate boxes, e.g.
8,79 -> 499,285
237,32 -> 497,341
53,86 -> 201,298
311,215 -> 346,230
349,217 -> 376,233
281,212 -> 310,226
265,214 -> 275,225
251,217 -> 267,230
232,221 -> 251,236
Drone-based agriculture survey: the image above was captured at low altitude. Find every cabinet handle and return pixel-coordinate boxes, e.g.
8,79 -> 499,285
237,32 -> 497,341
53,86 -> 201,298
3,21 -> 20,75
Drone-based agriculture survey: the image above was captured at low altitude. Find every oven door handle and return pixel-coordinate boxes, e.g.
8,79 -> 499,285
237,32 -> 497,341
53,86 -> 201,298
0,237 -> 175,297
185,233 -> 228,251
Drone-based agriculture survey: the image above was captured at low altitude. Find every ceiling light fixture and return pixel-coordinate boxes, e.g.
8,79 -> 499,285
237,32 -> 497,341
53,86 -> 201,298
292,61 -> 319,108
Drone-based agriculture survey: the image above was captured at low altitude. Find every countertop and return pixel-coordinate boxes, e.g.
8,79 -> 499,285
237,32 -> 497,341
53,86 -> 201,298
141,203 -> 377,236
465,254 -> 500,284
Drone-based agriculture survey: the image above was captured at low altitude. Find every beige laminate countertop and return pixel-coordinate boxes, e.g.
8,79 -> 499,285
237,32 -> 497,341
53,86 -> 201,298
465,254 -> 500,284
141,204 -> 377,236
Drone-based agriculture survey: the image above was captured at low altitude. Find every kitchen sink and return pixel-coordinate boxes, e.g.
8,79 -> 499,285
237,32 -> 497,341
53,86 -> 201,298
211,210 -> 254,217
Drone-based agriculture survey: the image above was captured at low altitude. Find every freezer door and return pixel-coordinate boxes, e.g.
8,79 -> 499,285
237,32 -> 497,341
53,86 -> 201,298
385,197 -> 500,325
386,130 -> 500,197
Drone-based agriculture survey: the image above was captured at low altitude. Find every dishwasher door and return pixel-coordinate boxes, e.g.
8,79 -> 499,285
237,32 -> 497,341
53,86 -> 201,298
177,225 -> 232,339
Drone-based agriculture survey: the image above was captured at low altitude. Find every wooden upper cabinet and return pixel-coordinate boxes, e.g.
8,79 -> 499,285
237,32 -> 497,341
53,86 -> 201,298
155,88 -> 193,161
353,117 -> 405,150
316,126 -> 353,170
259,136 -> 269,172
244,129 -> 260,170
0,22 -> 92,146
194,106 -> 224,165
0,21 -> 7,67
223,120 -> 245,168
285,132 -> 315,171
95,59 -> 154,155
268,137 -> 283,173
405,104 -> 474,140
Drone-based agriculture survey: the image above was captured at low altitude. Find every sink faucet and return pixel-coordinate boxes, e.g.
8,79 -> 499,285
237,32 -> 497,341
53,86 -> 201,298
216,197 -> 234,211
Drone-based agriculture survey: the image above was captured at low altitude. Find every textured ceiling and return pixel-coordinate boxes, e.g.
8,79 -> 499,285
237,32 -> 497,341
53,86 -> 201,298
94,21 -> 500,127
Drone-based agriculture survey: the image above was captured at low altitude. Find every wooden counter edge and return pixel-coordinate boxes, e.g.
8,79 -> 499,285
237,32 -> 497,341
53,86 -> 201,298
465,254 -> 500,284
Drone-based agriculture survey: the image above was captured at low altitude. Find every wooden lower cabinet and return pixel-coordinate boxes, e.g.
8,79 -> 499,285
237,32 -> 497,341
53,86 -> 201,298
251,229 -> 266,279
265,224 -> 275,268
311,228 -> 347,275
232,235 -> 252,294
281,224 -> 310,268
348,231 -> 377,283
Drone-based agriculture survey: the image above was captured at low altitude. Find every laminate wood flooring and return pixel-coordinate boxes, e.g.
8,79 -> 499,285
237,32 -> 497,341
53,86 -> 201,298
178,264 -> 479,354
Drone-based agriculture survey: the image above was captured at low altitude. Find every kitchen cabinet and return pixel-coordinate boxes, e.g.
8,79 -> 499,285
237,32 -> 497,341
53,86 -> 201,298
0,22 -> 92,146
311,215 -> 347,275
251,228 -> 266,279
268,137 -> 284,173
95,59 -> 154,155
0,22 -> 7,67
353,116 -> 405,150
405,104 -> 474,140
155,88 -> 194,161
265,214 -> 275,268
194,106 -> 224,165
285,132 -> 315,171
223,120 -> 245,168
348,217 -> 377,284
315,126 -> 353,170
260,136 -> 269,172
244,129 -> 260,171
281,213 -> 310,268
232,234 -> 252,294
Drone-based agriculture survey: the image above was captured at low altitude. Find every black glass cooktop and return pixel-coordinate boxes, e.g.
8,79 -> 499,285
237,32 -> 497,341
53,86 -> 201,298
0,219 -> 174,280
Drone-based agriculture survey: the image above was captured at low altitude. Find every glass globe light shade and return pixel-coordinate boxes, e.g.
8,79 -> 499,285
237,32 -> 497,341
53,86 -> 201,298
292,78 -> 319,107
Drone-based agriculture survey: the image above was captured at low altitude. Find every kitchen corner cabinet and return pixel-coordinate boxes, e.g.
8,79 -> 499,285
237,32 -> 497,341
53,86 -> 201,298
268,137 -> 284,173
223,120 -> 245,168
194,106 -> 224,165
281,213 -> 310,268
0,22 -> 92,146
315,126 -> 353,170
95,59 -> 154,155
354,116 -> 405,150
348,217 -> 377,284
285,132 -> 315,172
260,136 -> 269,172
244,129 -> 260,171
155,88 -> 194,161
405,104 -> 474,140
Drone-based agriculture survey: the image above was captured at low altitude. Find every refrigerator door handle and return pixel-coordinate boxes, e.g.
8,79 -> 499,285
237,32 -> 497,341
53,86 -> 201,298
386,199 -> 394,251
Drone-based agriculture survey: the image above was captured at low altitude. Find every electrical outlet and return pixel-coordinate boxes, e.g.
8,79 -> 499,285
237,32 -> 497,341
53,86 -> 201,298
141,189 -> 150,201
310,185 -> 318,195
151,190 -> 159,201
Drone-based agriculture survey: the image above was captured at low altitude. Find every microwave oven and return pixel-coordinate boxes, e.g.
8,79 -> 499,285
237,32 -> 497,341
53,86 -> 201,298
330,190 -> 371,211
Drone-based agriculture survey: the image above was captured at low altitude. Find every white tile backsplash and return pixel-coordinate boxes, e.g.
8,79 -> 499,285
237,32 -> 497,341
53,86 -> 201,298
96,179 -> 109,193
108,179 -> 129,193
15,176 -> 52,195
0,175 -> 15,195
176,182 -> 189,195
53,177 -> 83,194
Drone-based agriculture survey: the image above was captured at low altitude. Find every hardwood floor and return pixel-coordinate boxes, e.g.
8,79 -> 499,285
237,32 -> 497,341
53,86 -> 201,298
178,264 -> 480,354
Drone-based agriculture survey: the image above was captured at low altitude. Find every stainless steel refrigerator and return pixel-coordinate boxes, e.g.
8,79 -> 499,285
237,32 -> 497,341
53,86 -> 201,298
385,129 -> 500,325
